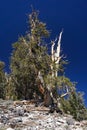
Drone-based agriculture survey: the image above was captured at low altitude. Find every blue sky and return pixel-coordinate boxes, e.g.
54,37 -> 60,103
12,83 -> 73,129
0,0 -> 87,104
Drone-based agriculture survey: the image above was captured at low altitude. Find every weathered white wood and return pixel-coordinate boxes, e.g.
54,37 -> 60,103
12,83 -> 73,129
51,40 -> 55,77
51,30 -> 63,77
56,30 -> 63,63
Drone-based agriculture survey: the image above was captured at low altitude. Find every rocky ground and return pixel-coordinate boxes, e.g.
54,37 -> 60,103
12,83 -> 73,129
0,99 -> 87,130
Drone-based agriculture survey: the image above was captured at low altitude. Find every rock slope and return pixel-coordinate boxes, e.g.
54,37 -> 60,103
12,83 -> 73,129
0,99 -> 87,130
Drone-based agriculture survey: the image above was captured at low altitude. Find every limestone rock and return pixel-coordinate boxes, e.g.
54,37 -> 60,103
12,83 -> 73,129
6,128 -> 14,130
0,99 -> 87,130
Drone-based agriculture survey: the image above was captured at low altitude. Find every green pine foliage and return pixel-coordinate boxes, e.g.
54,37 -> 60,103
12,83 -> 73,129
0,10 -> 87,121
69,92 -> 87,121
0,61 -> 6,99
61,91 -> 87,121
10,11 -> 51,100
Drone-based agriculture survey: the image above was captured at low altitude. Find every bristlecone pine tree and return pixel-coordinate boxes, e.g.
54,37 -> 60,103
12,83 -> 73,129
10,11 -> 50,100
3,10 -> 87,121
